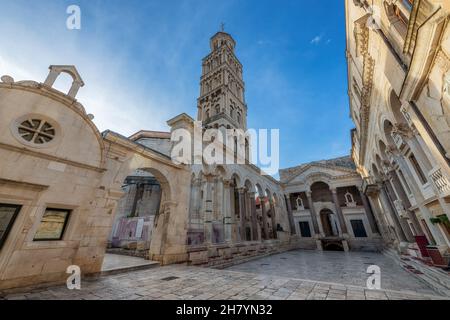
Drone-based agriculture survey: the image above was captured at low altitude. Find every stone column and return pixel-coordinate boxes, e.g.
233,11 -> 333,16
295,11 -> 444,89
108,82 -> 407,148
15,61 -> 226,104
331,188 -> 348,236
285,194 -> 296,235
249,192 -> 258,241
367,191 -> 396,244
384,179 -> 415,242
260,196 -> 269,240
379,184 -> 408,243
394,154 -> 448,245
269,200 -> 278,239
238,188 -> 246,242
358,188 -> 379,234
389,170 -> 424,236
306,191 -> 320,235
203,178 -> 213,244
223,180 -> 233,242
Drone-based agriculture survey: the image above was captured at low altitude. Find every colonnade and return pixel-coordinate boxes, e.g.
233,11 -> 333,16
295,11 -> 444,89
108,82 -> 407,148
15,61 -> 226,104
188,172 -> 286,245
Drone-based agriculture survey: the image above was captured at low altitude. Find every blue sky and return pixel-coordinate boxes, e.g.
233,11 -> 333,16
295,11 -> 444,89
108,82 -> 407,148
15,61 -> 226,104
0,0 -> 353,171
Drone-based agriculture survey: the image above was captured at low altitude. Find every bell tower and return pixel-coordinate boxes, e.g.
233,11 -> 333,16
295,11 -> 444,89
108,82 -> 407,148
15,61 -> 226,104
197,29 -> 247,131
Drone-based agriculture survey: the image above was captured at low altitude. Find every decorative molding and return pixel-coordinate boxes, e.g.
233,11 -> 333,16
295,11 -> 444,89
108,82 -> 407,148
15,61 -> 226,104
0,142 -> 106,173
282,162 -> 359,185
434,48 -> 450,73
353,14 -> 376,167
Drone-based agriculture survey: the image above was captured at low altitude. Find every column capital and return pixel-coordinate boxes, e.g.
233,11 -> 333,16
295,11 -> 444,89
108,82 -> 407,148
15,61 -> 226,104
223,179 -> 233,188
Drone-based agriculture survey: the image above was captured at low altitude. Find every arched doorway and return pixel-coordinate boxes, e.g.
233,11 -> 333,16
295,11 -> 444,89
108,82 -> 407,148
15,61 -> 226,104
108,168 -> 170,258
104,161 -> 178,266
320,209 -> 338,237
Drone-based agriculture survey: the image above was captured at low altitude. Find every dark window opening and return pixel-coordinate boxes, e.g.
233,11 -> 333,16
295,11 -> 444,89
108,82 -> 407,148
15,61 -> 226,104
0,204 -> 21,250
351,219 -> 368,238
299,221 -> 312,238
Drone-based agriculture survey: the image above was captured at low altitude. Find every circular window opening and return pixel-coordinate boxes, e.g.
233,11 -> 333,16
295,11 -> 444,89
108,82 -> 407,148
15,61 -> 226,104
18,119 -> 56,145
11,114 -> 60,148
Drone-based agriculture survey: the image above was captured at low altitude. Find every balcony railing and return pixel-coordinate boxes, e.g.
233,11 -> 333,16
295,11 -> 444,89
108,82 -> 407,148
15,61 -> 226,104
429,166 -> 450,198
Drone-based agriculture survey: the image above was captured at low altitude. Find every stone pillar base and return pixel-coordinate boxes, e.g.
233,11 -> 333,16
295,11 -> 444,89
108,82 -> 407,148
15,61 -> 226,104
342,240 -> 349,252
316,240 -> 323,251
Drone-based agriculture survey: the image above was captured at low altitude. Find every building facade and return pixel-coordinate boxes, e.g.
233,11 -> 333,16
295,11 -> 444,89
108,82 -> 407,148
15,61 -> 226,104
0,27 -> 405,291
281,156 -> 383,252
346,0 -> 450,264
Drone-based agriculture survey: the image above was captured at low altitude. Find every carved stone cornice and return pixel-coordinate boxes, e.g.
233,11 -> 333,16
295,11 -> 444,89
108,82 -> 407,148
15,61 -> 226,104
359,64 -> 375,166
354,14 -> 370,58
433,48 -> 450,73
352,0 -> 369,9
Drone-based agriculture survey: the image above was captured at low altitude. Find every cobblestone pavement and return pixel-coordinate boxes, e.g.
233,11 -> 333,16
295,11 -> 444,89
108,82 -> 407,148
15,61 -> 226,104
227,250 -> 440,295
1,262 -> 448,300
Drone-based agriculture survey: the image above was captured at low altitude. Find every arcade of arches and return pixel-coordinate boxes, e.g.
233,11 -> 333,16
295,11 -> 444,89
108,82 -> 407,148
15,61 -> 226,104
1,4 -> 450,292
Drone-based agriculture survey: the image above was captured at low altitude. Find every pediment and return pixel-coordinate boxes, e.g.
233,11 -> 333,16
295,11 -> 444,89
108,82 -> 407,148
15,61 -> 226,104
284,163 -> 357,185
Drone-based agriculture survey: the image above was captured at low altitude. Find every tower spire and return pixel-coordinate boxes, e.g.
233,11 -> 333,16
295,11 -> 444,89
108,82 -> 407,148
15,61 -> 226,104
220,22 -> 225,32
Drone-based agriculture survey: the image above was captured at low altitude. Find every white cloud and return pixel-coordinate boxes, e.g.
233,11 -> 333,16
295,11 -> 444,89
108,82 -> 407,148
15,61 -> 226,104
0,1 -> 203,137
310,35 -> 323,45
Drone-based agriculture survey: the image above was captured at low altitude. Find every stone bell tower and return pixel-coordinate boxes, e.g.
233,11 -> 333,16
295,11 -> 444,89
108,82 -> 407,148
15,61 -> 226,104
197,29 -> 247,131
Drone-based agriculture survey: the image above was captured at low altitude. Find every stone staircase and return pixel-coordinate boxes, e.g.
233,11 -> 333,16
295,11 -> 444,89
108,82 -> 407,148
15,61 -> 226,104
188,239 -> 301,269
383,248 -> 450,297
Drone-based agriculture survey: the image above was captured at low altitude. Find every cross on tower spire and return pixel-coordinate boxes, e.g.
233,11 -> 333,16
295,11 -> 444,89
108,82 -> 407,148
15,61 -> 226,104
220,22 -> 225,32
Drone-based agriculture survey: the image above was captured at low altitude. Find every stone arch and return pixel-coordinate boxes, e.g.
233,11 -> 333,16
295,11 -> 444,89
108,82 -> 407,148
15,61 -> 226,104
215,164 -> 227,177
319,208 -> 338,237
375,151 -> 382,165
108,150 -> 191,264
388,90 -> 408,125
305,172 -> 333,189
371,163 -> 382,181
44,65 -> 85,99
255,183 -> 265,197
310,181 -> 333,203
132,167 -> 172,203
244,178 -> 254,192
230,171 -> 242,188
383,119 -> 396,147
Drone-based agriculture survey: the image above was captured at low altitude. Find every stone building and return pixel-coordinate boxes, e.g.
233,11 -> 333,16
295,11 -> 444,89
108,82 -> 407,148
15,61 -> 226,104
281,156 -> 383,252
0,22 -> 433,292
345,0 -> 450,264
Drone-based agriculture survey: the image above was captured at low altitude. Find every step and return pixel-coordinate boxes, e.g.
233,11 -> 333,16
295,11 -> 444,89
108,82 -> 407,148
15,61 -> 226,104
383,250 -> 450,297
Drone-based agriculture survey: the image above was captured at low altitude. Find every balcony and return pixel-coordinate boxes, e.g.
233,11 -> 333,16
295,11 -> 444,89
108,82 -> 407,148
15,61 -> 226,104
362,176 -> 379,195
429,166 -> 450,198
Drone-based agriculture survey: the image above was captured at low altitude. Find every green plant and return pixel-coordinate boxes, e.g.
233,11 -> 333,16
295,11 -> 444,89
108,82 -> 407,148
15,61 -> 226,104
430,215 -> 450,228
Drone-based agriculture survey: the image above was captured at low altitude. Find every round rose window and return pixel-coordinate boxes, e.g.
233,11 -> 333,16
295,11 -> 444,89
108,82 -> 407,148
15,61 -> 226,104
17,118 -> 56,145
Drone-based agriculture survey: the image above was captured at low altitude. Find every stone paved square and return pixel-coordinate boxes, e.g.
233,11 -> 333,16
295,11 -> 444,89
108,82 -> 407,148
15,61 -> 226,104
1,250 -> 448,300
226,250 -> 438,295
